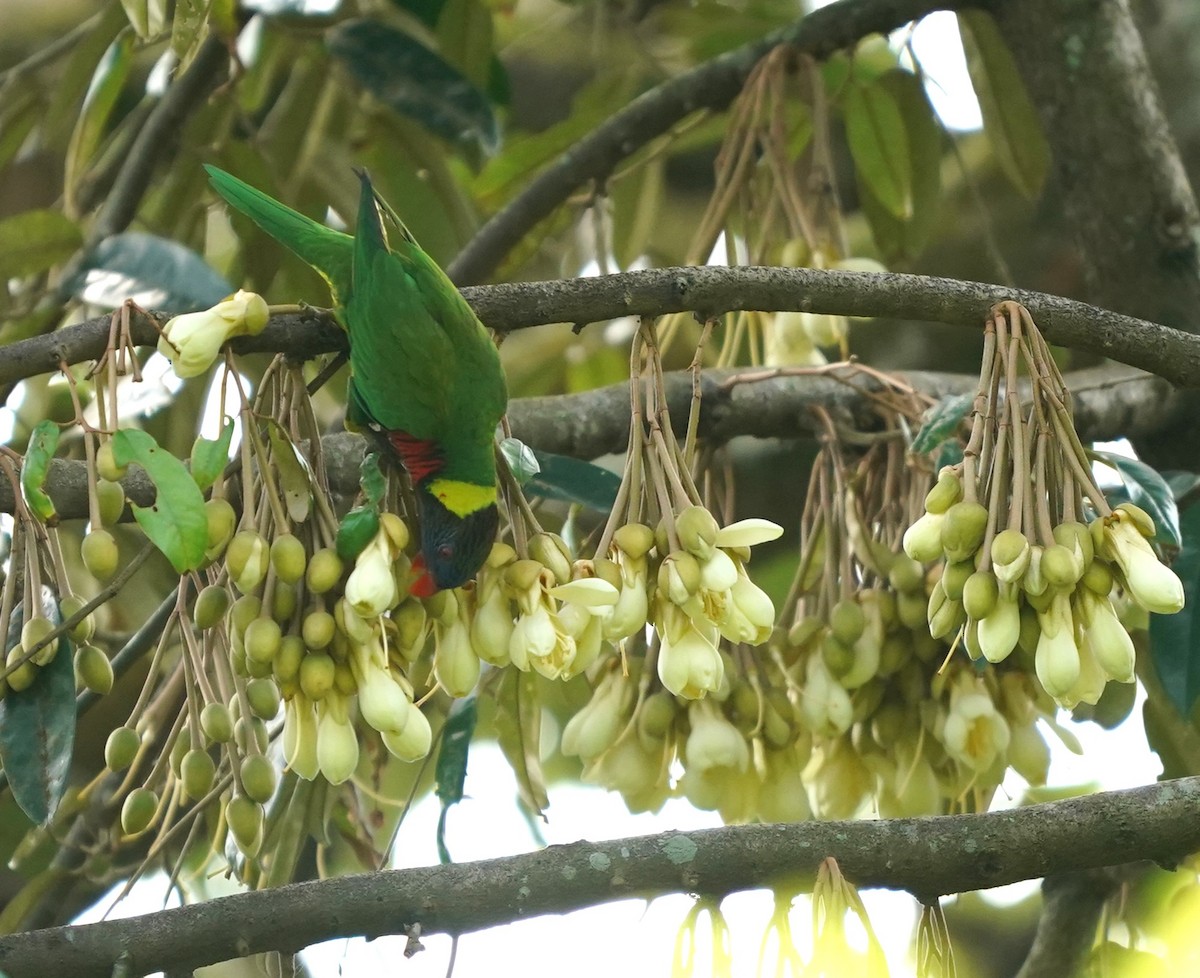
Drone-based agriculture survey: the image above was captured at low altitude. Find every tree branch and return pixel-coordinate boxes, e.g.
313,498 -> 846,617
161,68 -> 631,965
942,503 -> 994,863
447,0 -> 977,284
7,267 -> 1200,387
1015,869 -> 1124,978
2,778 -> 1197,978
3,365 -> 1174,521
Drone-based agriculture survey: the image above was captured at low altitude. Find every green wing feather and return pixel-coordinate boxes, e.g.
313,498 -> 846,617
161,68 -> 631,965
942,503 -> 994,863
204,165 -> 353,312
347,171 -> 507,486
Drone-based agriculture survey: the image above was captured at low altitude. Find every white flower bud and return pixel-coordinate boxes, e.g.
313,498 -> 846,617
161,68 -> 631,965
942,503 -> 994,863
1035,592 -> 1080,700
316,701 -> 359,784
1078,590 -> 1135,683
471,584 -> 515,666
1101,514 -> 1185,614
657,622 -> 723,699
283,696 -> 319,780
382,701 -> 432,762
434,617 -> 480,697
157,290 -> 270,378
902,511 -> 945,563
700,549 -> 739,592
978,592 -> 1021,663
345,532 -> 398,618
561,671 -> 631,760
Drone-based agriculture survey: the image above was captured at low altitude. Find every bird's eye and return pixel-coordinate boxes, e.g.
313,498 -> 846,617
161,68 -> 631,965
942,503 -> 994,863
437,544 -> 454,561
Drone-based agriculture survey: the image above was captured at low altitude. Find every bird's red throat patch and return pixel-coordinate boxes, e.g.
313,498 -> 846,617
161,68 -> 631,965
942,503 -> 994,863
386,430 -> 443,484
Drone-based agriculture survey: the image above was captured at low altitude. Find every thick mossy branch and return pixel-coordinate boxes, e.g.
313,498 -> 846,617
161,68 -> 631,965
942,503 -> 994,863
7,267 -> 1200,387
0,365 -> 1174,520
1,778 -> 1198,977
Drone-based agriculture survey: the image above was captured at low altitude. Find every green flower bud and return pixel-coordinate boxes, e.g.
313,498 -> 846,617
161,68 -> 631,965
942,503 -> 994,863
924,467 -> 963,515
962,571 -> 998,621
194,585 -> 231,630
528,533 -> 572,585
941,560 -> 974,602
992,529 -> 1031,583
200,702 -> 233,743
306,548 -> 344,594
225,796 -> 263,855
243,618 -> 282,664
274,635 -> 305,685
927,584 -> 965,640
239,754 -> 277,804
204,498 -> 237,560
613,523 -> 655,560
786,616 -> 824,650
676,505 -> 720,561
299,653 -> 336,700
821,633 -> 855,679
270,533 -> 308,585
1053,521 -> 1094,568
74,643 -> 113,694
1081,560 -> 1115,596
230,594 -> 261,637
95,479 -> 126,527
105,725 -> 140,771
96,440 -> 127,482
1041,544 -> 1082,590
829,600 -> 865,645
59,593 -> 95,643
180,749 -> 215,801
246,677 -> 281,720
21,616 -> 56,666
81,529 -> 119,581
302,611 -> 336,651
271,581 -> 298,624
887,556 -> 925,594
121,788 -> 158,836
939,501 -> 988,563
226,530 -> 269,594
5,645 -> 36,692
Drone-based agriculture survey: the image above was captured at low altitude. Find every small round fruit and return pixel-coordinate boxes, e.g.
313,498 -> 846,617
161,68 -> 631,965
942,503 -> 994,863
121,788 -> 158,835
299,653 -> 336,700
239,753 -> 277,804
81,529 -> 119,581
105,725 -> 140,771
301,610 -> 335,651
75,644 -> 114,694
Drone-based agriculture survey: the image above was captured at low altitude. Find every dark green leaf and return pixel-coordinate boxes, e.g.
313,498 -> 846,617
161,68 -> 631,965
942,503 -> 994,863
67,232 -> 232,315
1164,470 -> 1200,502
0,591 -> 76,825
842,78 -> 912,220
389,0 -> 445,28
935,441 -> 964,471
327,19 -> 500,154
1092,451 -> 1181,550
435,696 -> 476,864
20,422 -> 60,525
336,507 -> 380,561
266,421 -> 313,524
527,450 -> 621,513
189,420 -> 234,493
360,452 -> 387,509
911,393 -> 973,455
858,69 -> 943,263
65,34 -> 133,208
111,429 -> 208,573
494,669 -> 548,818
0,211 -> 82,282
1148,504 -> 1200,717
958,10 -> 1050,199
500,438 -> 540,485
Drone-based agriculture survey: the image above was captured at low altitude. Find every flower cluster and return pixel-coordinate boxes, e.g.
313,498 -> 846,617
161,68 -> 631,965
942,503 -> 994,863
903,303 -> 1183,708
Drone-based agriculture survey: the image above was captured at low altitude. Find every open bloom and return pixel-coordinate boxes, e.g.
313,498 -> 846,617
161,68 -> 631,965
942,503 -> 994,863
157,290 -> 269,378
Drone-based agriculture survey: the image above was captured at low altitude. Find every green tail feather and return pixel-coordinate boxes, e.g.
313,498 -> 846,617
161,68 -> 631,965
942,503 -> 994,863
204,164 -> 353,309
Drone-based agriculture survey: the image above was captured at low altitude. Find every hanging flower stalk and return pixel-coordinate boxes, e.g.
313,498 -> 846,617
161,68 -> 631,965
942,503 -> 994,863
903,301 -> 1184,708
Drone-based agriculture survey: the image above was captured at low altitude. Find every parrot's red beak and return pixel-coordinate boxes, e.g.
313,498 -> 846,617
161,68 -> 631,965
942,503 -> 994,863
408,553 -> 438,598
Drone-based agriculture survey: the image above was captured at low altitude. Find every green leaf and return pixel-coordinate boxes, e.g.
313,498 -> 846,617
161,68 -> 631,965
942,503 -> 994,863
842,77 -> 912,220
911,392 -> 973,455
68,232 -> 232,315
1164,471 -> 1200,502
0,211 -> 83,282
494,669 -> 548,818
111,429 -> 208,573
336,507 -> 380,562
171,0 -> 208,62
0,591 -> 76,825
500,438 -> 540,485
266,421 -> 313,524
435,696 -> 476,864
189,420 -> 234,492
327,19 -> 500,154
20,422 -> 60,525
527,450 -> 621,513
118,0 -> 169,39
1149,502 -> 1200,718
857,69 -> 943,263
958,10 -> 1050,199
360,453 -> 387,510
1092,451 -> 1181,550
64,34 -> 133,210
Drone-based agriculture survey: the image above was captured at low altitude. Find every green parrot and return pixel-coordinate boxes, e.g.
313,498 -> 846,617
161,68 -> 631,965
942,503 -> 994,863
204,165 -> 508,595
